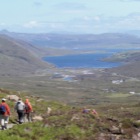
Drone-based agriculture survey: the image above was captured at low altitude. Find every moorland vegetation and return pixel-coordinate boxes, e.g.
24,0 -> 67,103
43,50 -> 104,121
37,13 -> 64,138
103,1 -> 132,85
0,88 -> 140,140
0,31 -> 140,139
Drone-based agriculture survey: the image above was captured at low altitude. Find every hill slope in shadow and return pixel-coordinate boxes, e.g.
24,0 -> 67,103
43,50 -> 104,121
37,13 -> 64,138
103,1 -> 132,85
0,35 -> 51,76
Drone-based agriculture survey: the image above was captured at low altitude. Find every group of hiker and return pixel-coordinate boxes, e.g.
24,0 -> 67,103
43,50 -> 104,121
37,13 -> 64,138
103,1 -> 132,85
0,97 -> 99,130
0,98 -> 33,130
82,107 -> 99,119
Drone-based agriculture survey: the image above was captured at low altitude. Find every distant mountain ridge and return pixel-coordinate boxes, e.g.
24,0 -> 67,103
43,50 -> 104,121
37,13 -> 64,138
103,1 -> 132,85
1,30 -> 140,50
1,30 -> 140,77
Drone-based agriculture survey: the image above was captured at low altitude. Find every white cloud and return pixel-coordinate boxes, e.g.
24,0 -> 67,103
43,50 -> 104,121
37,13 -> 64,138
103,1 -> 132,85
33,2 -> 42,7
62,13 -> 140,33
23,21 -> 39,28
3,12 -> 140,34
120,0 -> 140,2
93,16 -> 101,22
0,22 -> 6,26
54,2 -> 87,10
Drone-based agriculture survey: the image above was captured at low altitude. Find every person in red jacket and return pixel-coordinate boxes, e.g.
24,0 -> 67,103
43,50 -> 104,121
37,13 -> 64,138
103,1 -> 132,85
24,99 -> 33,122
0,98 -> 10,130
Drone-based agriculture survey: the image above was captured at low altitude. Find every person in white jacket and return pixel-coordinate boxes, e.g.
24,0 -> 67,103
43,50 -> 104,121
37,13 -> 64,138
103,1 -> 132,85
15,98 -> 25,124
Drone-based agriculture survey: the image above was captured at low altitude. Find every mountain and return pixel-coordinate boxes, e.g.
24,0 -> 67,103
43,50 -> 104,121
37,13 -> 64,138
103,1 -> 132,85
125,30 -> 140,37
106,61 -> 140,78
1,88 -> 140,140
103,51 -> 140,78
0,34 -> 51,76
1,30 -> 140,77
1,30 -> 140,50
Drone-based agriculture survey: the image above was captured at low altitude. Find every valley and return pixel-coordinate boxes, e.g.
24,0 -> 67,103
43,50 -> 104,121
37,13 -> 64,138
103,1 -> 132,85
0,66 -> 140,106
0,31 -> 140,139
0,31 -> 140,107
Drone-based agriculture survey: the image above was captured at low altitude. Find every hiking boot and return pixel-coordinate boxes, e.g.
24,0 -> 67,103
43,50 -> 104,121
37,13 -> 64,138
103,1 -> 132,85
1,126 -> 5,130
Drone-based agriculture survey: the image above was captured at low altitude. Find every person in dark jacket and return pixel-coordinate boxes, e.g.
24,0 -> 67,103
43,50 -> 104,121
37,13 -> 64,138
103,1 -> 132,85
0,98 -> 10,130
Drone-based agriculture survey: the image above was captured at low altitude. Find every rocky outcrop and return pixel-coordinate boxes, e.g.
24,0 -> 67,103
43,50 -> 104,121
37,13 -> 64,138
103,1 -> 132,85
6,95 -> 19,101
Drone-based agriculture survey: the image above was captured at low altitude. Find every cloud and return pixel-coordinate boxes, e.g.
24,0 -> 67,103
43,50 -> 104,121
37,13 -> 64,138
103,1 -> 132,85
23,21 -> 39,28
116,13 -> 140,28
59,12 -> 140,33
33,1 -> 42,7
0,22 -> 6,26
93,16 -> 101,22
119,0 -> 140,2
95,13 -> 140,32
4,12 -> 140,34
54,2 -> 87,10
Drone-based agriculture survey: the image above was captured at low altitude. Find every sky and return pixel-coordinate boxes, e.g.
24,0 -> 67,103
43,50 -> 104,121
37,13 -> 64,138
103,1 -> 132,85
0,0 -> 140,34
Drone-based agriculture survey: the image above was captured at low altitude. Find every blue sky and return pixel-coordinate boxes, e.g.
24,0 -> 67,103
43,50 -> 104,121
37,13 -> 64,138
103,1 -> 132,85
0,0 -> 140,34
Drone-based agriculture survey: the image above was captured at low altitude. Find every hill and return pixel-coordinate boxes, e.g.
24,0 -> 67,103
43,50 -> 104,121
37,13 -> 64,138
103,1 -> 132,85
1,30 -> 140,50
107,61 -> 140,78
0,35 -> 52,76
0,88 -> 140,140
104,51 -> 140,78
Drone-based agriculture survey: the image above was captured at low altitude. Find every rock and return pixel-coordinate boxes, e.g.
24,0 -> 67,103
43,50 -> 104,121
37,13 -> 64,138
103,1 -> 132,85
46,107 -> 52,116
32,116 -> 43,121
7,124 -> 16,129
110,134 -> 122,140
98,133 -> 106,140
36,99 -> 44,102
0,123 -> 16,130
136,120 -> 140,123
107,117 -> 118,122
132,133 -> 140,140
6,95 -> 19,101
110,126 -> 122,134
71,114 -> 80,121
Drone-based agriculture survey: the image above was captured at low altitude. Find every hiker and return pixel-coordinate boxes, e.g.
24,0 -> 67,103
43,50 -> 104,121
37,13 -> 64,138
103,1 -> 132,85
0,98 -> 10,130
90,109 -> 100,120
91,109 -> 98,115
24,99 -> 33,122
82,107 -> 90,114
15,98 -> 25,124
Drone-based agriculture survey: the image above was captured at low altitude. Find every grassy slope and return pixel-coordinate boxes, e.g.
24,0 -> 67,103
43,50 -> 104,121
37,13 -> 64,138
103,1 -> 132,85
104,51 -> 140,78
0,32 -> 140,139
0,35 -> 52,76
0,88 -> 140,139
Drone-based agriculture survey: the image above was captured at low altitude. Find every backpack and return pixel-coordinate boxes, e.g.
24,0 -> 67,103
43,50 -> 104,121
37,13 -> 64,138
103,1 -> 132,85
0,104 -> 6,115
17,102 -> 24,111
25,104 -> 30,112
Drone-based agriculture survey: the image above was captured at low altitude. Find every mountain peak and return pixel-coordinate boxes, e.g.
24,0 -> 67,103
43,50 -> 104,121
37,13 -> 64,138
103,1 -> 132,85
0,29 -> 10,34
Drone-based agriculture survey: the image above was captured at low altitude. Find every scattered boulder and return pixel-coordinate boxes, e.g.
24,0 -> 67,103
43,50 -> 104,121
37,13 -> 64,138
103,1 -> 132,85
6,95 -> 19,101
46,107 -> 52,116
98,133 -> 106,140
135,120 -> 140,123
109,125 -> 122,134
71,114 -> 80,121
32,116 -> 43,121
132,133 -> 140,140
36,99 -> 44,102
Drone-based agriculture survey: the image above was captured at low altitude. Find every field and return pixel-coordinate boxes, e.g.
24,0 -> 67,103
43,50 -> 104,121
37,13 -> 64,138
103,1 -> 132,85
0,63 -> 140,140
0,67 -> 140,107
0,85 -> 140,139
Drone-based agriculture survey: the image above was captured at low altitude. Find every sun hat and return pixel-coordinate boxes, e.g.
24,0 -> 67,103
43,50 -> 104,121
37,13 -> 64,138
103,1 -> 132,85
2,98 -> 6,101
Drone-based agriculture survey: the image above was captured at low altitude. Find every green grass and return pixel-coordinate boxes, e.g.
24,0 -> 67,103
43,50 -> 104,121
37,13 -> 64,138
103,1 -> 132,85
0,88 -> 140,139
106,93 -> 131,98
